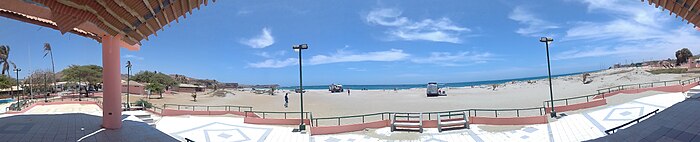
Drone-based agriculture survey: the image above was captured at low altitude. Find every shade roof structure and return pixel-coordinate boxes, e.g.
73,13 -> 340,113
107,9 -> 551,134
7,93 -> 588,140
0,0 -> 215,50
642,0 -> 700,28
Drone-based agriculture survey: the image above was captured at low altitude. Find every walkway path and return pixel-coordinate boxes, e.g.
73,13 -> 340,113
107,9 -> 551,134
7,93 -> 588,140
156,115 -> 309,142
310,92 -> 686,142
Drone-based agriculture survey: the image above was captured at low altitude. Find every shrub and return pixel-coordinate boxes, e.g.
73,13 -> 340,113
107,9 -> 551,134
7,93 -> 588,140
135,99 -> 153,108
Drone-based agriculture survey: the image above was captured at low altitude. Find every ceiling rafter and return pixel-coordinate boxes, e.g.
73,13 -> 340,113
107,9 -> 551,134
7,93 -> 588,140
156,0 -> 171,28
55,0 -> 140,43
114,0 -> 154,40
94,0 -> 144,41
142,0 -> 162,36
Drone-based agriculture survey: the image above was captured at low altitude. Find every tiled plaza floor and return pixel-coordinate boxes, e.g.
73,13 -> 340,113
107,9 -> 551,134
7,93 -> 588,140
0,104 -> 177,142
156,115 -> 309,142
588,93 -> 700,141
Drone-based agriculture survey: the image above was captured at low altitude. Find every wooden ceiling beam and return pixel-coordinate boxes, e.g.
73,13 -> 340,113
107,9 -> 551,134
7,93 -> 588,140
156,0 -> 171,28
114,0 -> 154,40
142,0 -> 162,36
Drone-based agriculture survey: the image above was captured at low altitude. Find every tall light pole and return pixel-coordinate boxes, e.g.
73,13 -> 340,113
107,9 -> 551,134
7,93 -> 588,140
125,61 -> 132,109
292,44 -> 308,132
44,73 -> 48,103
540,37 -> 556,118
13,68 -> 21,105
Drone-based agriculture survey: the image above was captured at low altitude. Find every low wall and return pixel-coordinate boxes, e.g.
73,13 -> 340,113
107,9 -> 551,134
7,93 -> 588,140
469,116 -> 548,125
243,117 -> 311,125
156,109 -> 255,117
5,101 -> 100,114
545,99 -> 607,113
310,120 -> 390,135
593,85 -> 683,99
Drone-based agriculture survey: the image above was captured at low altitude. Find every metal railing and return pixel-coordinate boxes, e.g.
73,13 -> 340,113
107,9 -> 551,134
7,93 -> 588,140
543,93 -> 599,109
149,105 -> 164,114
596,80 -> 682,95
311,107 -> 545,127
162,104 -> 253,112
605,109 -> 659,134
681,77 -> 700,85
244,111 -> 312,119
313,112 -> 387,126
470,107 -> 545,118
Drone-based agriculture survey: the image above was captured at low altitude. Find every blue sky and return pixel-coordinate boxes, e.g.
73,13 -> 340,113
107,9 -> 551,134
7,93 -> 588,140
2,0 -> 700,86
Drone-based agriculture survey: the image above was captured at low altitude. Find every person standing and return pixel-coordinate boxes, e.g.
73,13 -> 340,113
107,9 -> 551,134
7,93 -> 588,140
284,93 -> 289,108
347,89 -> 350,96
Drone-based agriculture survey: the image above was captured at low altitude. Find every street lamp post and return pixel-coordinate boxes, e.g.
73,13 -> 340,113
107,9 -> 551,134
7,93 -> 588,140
292,44 -> 308,132
126,61 -> 132,109
13,68 -> 21,106
540,37 -> 556,118
44,73 -> 48,103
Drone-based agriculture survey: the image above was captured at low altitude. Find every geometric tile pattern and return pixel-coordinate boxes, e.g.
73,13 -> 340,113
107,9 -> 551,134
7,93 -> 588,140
169,122 -> 272,142
589,93 -> 700,141
602,107 -> 644,121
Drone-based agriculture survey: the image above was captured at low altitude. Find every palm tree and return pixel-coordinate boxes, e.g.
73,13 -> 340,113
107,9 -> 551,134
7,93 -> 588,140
0,45 -> 15,76
43,43 -> 57,92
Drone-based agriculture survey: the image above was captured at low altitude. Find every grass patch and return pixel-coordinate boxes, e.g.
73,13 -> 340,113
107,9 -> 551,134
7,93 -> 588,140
647,68 -> 688,74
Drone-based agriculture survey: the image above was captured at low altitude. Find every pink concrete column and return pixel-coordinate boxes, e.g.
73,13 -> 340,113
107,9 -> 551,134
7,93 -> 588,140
101,35 -> 122,129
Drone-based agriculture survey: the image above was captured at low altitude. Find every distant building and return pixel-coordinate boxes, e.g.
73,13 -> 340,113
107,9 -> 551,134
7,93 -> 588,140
173,84 -> 205,93
121,80 -> 145,95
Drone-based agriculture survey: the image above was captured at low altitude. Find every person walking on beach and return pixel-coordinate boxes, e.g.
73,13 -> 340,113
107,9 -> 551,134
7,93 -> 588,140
284,93 -> 289,108
347,89 -> 350,96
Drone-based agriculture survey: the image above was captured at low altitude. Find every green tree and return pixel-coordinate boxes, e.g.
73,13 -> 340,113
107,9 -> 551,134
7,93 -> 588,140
61,65 -> 103,95
132,71 -> 177,88
146,83 -> 165,99
0,75 -> 15,89
0,45 -> 16,76
676,48 -> 693,65
43,43 -> 57,92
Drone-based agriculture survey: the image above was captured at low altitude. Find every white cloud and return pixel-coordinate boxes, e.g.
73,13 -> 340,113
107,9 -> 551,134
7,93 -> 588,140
122,54 -> 144,60
412,51 -> 494,66
308,49 -> 410,65
365,8 -> 469,43
347,67 -> 367,71
555,0 -> 700,60
255,51 -> 287,58
248,58 -> 298,68
240,28 -> 275,48
508,6 -> 559,36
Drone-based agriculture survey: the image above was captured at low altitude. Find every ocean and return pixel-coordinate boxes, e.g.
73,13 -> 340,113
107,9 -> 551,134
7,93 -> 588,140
279,70 -> 597,90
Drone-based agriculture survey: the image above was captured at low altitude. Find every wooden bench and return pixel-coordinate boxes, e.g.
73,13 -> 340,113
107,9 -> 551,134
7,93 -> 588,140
391,113 -> 423,133
437,111 -> 469,132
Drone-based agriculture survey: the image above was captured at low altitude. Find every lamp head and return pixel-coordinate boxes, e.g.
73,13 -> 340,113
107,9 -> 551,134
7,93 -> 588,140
539,37 -> 553,43
126,61 -> 132,68
292,44 -> 308,50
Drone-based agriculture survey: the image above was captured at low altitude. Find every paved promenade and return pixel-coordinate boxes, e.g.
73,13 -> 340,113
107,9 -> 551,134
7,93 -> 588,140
309,92 -> 685,142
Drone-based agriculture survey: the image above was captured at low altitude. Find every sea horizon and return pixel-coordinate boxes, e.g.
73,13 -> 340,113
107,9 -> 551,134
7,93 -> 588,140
279,69 -> 601,90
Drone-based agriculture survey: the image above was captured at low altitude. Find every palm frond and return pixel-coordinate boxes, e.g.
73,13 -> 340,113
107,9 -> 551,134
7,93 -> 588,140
43,43 -> 51,58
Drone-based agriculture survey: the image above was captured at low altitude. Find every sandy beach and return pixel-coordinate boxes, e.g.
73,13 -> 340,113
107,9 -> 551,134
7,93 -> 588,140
126,67 -> 699,119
